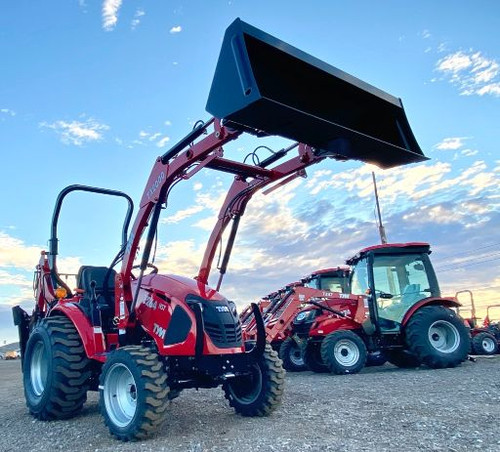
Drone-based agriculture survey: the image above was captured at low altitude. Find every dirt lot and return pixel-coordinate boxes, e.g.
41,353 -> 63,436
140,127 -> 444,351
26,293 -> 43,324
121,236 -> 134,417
1,357 -> 499,452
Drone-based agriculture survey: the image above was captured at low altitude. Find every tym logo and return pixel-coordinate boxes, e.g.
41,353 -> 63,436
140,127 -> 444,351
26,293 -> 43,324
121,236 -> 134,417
153,323 -> 166,339
147,171 -> 165,199
215,306 -> 230,313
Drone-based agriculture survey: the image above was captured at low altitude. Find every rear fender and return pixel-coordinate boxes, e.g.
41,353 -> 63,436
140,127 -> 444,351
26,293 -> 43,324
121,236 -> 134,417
50,303 -> 101,359
401,297 -> 461,327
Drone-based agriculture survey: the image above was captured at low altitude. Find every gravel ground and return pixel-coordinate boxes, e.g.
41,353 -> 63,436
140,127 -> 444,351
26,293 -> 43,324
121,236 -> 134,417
1,357 -> 499,452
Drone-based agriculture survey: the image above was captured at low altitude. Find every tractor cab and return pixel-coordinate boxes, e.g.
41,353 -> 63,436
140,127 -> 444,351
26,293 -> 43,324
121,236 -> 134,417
347,242 -> 440,332
303,267 -> 350,293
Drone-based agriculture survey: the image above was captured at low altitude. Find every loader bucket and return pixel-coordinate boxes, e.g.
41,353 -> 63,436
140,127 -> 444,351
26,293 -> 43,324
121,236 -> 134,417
206,19 -> 427,169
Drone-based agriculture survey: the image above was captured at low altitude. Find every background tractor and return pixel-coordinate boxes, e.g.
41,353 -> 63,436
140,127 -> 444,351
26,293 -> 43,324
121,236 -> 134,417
12,18 -> 426,441
456,290 -> 499,355
291,243 -> 470,374
243,268 -> 350,371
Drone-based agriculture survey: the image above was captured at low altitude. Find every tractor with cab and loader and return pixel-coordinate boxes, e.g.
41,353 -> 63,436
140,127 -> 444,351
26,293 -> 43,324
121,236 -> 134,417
12,18 -> 427,441
290,243 -> 470,374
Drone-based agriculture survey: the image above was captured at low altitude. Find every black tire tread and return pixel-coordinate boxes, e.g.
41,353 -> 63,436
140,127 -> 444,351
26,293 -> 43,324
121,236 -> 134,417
472,332 -> 498,355
405,305 -> 469,369
320,330 -> 367,375
279,337 -> 307,372
24,316 -> 91,420
100,345 -> 169,441
224,344 -> 285,417
303,342 -> 329,373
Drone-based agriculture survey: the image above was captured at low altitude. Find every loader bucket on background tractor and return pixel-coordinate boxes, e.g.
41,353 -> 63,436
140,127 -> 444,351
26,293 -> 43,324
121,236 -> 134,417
206,18 -> 428,169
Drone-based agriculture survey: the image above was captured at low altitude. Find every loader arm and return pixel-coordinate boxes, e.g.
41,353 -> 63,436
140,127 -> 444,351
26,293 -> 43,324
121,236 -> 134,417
197,143 -> 330,287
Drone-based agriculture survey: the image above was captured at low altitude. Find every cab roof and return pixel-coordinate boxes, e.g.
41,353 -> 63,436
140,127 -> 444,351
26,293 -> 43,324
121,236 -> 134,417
346,242 -> 431,265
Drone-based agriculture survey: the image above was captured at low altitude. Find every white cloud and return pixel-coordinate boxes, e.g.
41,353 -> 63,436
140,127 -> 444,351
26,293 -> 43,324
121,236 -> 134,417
170,25 -> 182,34
193,182 -> 203,191
0,270 -> 32,288
40,117 -> 109,146
461,148 -> 478,157
161,205 -> 205,225
102,0 -> 122,31
157,136 -> 170,148
1,108 -> 16,117
131,8 -> 145,30
435,50 -> 500,96
420,29 -> 431,39
435,137 -> 470,151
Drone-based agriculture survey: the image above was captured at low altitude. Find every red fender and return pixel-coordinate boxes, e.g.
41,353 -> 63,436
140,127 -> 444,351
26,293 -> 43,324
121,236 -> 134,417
309,316 -> 361,337
50,303 -> 104,361
401,297 -> 461,327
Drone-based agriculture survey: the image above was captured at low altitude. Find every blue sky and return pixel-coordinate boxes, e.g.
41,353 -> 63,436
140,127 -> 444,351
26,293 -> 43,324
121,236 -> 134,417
1,0 -> 499,343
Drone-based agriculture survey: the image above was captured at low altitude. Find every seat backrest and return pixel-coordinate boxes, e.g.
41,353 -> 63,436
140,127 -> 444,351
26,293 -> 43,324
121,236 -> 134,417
76,266 -> 116,296
401,283 -> 422,306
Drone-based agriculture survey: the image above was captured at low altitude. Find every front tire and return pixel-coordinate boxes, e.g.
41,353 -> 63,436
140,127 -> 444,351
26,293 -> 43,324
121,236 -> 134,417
303,341 -> 329,373
23,316 -> 91,420
279,337 -> 307,372
472,332 -> 498,355
223,343 -> 285,417
99,346 -> 169,441
320,330 -> 367,375
405,306 -> 469,368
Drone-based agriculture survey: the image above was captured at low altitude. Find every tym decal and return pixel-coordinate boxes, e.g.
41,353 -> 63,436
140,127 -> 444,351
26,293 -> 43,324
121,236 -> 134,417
147,171 -> 165,200
153,323 -> 166,339
144,296 -> 157,310
215,306 -> 230,313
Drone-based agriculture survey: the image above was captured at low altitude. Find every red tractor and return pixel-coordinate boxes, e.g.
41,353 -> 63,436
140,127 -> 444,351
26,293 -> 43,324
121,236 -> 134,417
12,19 -> 426,440
456,290 -> 500,355
243,268 -> 350,372
290,243 -> 470,374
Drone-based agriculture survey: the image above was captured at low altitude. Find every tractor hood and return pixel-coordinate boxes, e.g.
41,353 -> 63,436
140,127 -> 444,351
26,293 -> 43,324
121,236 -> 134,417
140,273 -> 226,302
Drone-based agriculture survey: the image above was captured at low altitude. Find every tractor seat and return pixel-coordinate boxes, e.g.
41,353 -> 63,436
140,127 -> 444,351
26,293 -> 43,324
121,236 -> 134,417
76,266 -> 116,316
400,284 -> 423,306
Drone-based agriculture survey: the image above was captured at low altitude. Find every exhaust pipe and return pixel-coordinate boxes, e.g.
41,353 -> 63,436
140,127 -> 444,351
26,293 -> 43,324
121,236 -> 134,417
207,18 -> 427,169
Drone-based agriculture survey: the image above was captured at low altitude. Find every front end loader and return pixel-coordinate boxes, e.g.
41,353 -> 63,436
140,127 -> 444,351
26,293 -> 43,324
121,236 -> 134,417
13,18 -> 426,441
242,267 -> 351,371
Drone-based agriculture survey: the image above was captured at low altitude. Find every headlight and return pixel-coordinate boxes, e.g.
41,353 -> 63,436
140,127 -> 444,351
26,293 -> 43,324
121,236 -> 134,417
295,311 -> 309,322
228,300 -> 238,317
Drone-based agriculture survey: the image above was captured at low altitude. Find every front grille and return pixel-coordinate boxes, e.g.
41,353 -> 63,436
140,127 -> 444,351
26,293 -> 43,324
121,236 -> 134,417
293,320 -> 314,338
185,294 -> 243,349
204,321 -> 242,347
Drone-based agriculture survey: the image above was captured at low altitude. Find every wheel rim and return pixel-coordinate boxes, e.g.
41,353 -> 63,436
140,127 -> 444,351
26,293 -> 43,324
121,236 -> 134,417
289,343 -> 304,367
482,337 -> 496,353
228,363 -> 263,404
30,341 -> 48,396
428,320 -> 460,353
103,363 -> 138,427
333,339 -> 360,366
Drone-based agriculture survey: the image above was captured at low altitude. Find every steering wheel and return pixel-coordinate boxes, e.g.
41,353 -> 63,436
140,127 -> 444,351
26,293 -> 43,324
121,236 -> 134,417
131,263 -> 159,280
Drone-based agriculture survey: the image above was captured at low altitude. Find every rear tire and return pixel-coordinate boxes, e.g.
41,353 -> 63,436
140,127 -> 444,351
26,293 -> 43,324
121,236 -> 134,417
23,316 -> 91,420
303,341 -> 329,373
472,332 -> 498,355
279,337 -> 307,372
405,306 -> 469,368
320,330 -> 367,375
223,343 -> 285,416
99,346 -> 169,441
